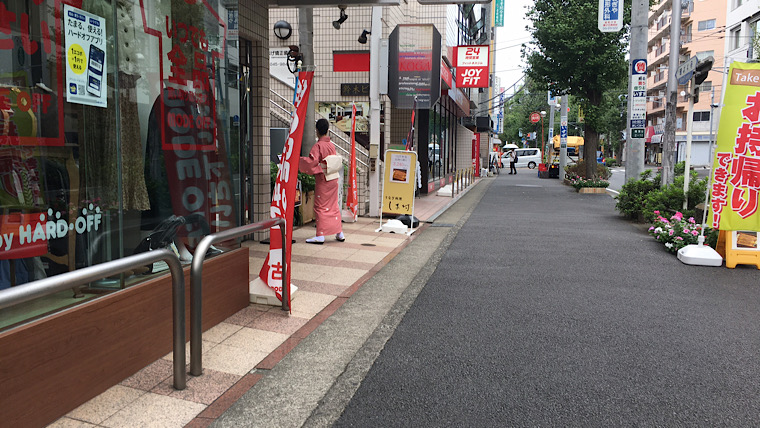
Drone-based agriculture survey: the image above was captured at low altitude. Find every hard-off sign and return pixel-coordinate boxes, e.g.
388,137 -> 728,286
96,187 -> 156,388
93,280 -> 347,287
455,45 -> 490,88
598,0 -> 623,32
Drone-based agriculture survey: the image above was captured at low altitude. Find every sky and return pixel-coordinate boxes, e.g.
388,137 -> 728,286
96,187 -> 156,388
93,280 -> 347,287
493,0 -> 533,95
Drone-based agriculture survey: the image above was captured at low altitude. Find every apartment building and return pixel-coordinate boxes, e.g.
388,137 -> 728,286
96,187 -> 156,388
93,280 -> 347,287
725,0 -> 760,63
646,0 -> 726,166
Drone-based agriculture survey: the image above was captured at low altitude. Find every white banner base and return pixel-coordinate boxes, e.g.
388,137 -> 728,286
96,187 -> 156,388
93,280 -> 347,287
436,184 -> 453,197
249,277 -> 298,306
376,219 -> 414,235
341,209 -> 358,223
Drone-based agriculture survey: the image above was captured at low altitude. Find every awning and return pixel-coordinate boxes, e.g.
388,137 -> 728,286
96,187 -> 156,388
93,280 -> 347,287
645,126 -> 655,143
650,134 -> 662,144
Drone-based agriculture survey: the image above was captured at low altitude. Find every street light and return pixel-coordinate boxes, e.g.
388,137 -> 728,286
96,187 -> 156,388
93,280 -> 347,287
540,110 -> 546,150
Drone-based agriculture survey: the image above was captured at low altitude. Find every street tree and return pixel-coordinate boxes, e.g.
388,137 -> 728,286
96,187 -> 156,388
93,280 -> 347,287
522,0 -> 629,178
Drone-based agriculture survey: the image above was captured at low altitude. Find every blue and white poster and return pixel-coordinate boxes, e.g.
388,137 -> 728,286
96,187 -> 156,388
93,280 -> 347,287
598,0 -> 623,33
64,4 -> 107,108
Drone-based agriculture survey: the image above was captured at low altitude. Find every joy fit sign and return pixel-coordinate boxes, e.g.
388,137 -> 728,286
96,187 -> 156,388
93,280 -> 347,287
455,45 -> 490,88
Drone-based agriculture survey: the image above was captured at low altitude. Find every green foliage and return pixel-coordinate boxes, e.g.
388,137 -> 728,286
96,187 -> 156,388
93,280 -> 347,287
615,170 -> 659,220
615,162 -> 706,222
270,162 -> 316,193
564,160 -> 611,180
523,0 -> 629,178
643,170 -> 707,223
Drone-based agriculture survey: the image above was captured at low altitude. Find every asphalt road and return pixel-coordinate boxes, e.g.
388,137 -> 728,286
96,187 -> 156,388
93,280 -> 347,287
335,172 -> 760,426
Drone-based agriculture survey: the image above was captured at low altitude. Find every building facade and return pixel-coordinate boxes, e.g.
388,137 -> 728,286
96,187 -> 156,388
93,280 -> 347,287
646,0 -> 726,166
268,2 -> 491,197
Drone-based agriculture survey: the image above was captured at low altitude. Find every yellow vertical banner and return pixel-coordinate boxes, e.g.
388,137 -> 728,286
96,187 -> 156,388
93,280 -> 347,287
382,150 -> 417,216
709,62 -> 760,232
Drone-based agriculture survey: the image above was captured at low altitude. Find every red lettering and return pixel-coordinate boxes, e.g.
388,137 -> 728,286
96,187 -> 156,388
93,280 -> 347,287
743,91 -> 760,123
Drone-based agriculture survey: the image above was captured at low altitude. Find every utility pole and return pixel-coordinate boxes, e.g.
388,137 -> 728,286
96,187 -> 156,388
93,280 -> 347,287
369,6 -> 382,217
546,101 -> 555,164
662,0 -> 682,186
625,0 -> 647,183
299,7 -> 315,155
559,95 -> 568,175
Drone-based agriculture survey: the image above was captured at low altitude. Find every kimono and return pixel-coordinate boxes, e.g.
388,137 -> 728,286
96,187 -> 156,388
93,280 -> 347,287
299,136 -> 343,237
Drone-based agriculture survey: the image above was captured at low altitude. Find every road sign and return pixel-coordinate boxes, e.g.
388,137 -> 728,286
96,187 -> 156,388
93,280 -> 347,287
530,112 -> 541,123
676,56 -> 698,85
631,128 -> 645,139
598,0 -> 623,32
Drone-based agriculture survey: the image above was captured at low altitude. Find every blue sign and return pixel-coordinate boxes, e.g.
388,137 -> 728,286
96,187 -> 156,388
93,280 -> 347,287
603,0 -> 619,20
630,119 -> 645,128
560,126 -> 568,139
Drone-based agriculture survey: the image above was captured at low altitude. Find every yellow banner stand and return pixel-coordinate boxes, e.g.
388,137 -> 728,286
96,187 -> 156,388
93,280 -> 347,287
377,150 -> 417,235
716,230 -> 760,269
708,61 -> 760,269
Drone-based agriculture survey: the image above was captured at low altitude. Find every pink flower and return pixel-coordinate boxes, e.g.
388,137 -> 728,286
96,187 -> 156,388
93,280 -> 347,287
688,217 -> 695,223
669,229 -> 674,236
649,226 -> 655,231
675,236 -> 683,241
654,210 -> 660,215
692,230 -> 699,236
683,228 -> 690,234
671,212 -> 683,221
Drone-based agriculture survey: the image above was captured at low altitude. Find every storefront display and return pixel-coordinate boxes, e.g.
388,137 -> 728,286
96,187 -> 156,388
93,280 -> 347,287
0,0 -> 241,330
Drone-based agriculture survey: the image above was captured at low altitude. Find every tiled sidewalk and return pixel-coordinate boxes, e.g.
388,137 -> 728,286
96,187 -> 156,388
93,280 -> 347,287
47,180 -> 480,428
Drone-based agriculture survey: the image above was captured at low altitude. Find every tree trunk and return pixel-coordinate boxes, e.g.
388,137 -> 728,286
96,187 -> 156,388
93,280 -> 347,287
584,127 -> 599,178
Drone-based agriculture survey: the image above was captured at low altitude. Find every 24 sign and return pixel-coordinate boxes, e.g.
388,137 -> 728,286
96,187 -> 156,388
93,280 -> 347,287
455,45 -> 490,88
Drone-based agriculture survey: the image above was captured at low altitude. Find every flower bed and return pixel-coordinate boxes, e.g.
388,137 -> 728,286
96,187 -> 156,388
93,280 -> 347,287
648,210 -> 717,253
566,174 -> 610,190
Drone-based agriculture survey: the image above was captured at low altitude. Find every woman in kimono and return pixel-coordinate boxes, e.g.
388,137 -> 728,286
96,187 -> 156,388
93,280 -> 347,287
299,119 -> 345,244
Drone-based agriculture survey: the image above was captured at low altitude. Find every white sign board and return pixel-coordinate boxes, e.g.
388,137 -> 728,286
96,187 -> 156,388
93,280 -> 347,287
598,0 -> 623,32
64,5 -> 107,108
270,48 -> 296,89
630,59 -> 647,133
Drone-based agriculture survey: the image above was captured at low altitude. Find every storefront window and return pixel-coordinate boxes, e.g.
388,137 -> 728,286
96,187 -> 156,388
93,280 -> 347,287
0,0 -> 240,331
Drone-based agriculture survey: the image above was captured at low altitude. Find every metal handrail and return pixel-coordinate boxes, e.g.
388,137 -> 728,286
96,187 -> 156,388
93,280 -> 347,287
189,217 -> 286,376
0,248 -> 187,390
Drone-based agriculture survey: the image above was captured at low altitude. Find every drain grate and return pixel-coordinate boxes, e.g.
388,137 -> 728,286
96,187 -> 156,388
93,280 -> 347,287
361,243 -> 377,247
431,223 -> 455,227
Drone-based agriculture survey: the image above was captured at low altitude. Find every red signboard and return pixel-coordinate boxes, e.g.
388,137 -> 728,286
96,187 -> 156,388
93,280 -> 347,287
455,45 -> 490,88
530,112 -> 541,123
333,51 -> 371,72
472,133 -> 480,171
440,59 -> 453,90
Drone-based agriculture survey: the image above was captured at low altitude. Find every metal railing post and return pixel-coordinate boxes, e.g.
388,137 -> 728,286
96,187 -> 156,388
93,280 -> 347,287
189,218 -> 286,376
0,248 -> 187,390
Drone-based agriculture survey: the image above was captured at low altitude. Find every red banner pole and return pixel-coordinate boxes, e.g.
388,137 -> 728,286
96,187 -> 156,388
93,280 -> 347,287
258,71 -> 314,307
345,103 -> 359,221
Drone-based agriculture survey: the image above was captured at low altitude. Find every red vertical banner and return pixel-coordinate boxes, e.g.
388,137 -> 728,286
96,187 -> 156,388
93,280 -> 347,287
258,71 -> 314,303
472,133 -> 480,171
345,103 -> 358,221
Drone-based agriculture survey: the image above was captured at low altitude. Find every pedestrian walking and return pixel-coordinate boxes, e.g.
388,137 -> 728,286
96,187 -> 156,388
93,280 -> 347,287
299,119 -> 346,244
509,150 -> 517,174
